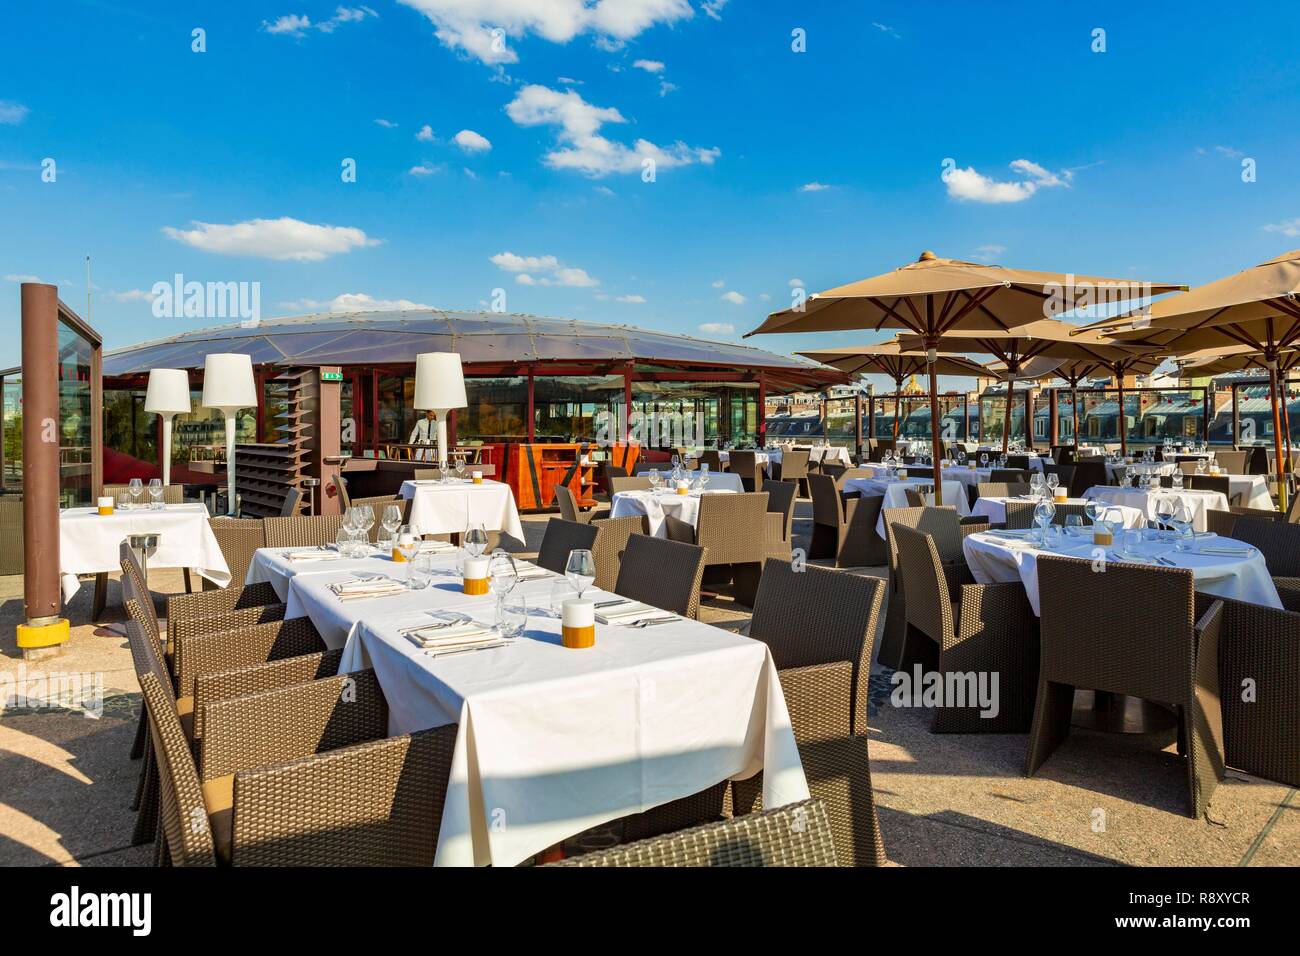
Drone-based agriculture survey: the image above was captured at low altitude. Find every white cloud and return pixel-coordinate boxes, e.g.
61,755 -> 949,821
787,277 -> 803,287
263,7 -> 377,37
594,185 -> 615,196
0,101 -> 30,125
971,244 -> 1006,262
720,291 -> 746,305
1215,145 -> 1244,158
657,81 -> 677,97
284,292 -> 433,312
162,217 -> 380,262
633,59 -> 665,73
491,251 -> 597,287
944,158 -> 1071,204
711,279 -> 725,288
398,0 -> 693,65
505,83 -> 719,177
3,274 -> 42,283
108,289 -> 159,302
454,129 -> 492,152
759,293 -> 770,301
800,182 -> 830,192
463,167 -> 479,179
615,294 -> 646,303
699,322 -> 735,335
416,124 -> 435,141
408,161 -> 445,176
375,118 -> 398,128
872,22 -> 901,39
701,0 -> 728,20
1264,218 -> 1300,238
558,76 -> 583,85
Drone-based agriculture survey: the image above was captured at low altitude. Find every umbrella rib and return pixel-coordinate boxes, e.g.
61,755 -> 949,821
870,296 -> 923,335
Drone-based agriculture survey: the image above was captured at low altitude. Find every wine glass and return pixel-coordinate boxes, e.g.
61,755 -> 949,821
380,504 -> 402,549
397,526 -> 419,586
671,453 -> 681,474
1084,498 -> 1104,527
464,522 -> 489,558
1029,473 -> 1045,499
979,452 -> 989,469
489,550 -> 519,597
128,477 -> 143,510
699,466 -> 710,492
1196,457 -> 1207,476
565,549 -> 596,599
1033,498 -> 1056,542
342,507 -> 360,536
1046,473 -> 1060,498
647,468 -> 661,491
1064,513 -> 1084,537
1171,470 -> 1184,491
148,478 -> 164,510
1154,494 -> 1176,534
1171,499 -> 1196,550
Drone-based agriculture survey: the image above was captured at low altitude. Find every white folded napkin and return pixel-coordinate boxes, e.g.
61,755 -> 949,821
330,577 -> 405,599
404,621 -> 497,647
415,541 -> 459,554
510,563 -> 552,580
284,548 -> 345,562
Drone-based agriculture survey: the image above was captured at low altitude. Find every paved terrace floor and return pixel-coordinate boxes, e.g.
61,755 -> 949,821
1,504 -> 1295,867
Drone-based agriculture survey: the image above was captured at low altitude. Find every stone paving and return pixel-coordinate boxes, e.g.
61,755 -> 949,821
1,504 -> 1294,866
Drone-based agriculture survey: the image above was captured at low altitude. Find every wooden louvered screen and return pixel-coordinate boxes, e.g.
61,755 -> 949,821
234,368 -> 314,517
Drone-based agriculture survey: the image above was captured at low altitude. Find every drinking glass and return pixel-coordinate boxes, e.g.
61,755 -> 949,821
335,524 -> 352,554
671,454 -> 681,473
342,507 -> 359,535
1029,473 -> 1045,499
497,597 -> 528,640
397,526 -> 419,586
455,459 -> 466,481
1154,495 -> 1176,533
979,452 -> 989,469
1120,528 -> 1142,556
464,523 -> 489,558
128,477 -> 143,510
549,577 -> 575,616
357,504 -> 375,540
1046,473 -> 1060,497
489,550 -> 519,597
1171,471 -> 1184,491
1171,500 -> 1196,550
565,549 -> 596,599
1064,513 -> 1083,537
647,468 -> 661,491
382,504 -> 402,539
410,553 -> 433,589
1042,525 -> 1063,551
117,490 -> 131,512
1196,458 -> 1207,475
1033,499 -> 1056,541
148,478 -> 164,510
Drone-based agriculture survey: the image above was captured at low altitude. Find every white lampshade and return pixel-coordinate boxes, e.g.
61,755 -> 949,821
201,353 -> 257,411
414,352 -> 467,411
144,368 -> 192,416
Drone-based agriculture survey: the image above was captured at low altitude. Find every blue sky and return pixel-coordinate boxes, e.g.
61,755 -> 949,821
3,0 -> 1300,389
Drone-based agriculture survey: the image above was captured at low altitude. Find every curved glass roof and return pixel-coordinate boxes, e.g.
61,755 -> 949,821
103,309 -> 842,391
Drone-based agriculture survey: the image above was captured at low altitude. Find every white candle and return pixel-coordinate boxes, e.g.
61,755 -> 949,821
562,598 -> 594,629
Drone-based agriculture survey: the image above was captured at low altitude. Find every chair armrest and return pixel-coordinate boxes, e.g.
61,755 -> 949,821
764,513 -> 791,560
663,513 -> 697,545
959,517 -> 990,535
192,648 -> 344,742
777,661 -> 854,743
229,724 -> 458,867
1274,576 -> 1300,614
201,669 -> 389,780
169,600 -> 287,647
175,616 -> 324,699
167,582 -> 279,622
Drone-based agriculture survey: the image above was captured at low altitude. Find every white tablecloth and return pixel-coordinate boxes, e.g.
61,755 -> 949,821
247,545 -> 435,601
58,504 -> 230,602
1227,475 -> 1273,510
972,496 -> 1146,529
635,469 -> 744,492
284,555 -> 810,867
609,488 -> 738,537
1082,486 -> 1228,533
963,531 -> 1281,616
844,477 -> 971,539
399,479 -> 525,545
808,446 -> 852,465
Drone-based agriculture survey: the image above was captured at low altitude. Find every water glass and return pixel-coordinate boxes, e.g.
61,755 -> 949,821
565,549 -> 596,599
1120,528 -> 1142,556
549,577 -> 576,615
1064,514 -> 1083,537
647,468 -> 661,491
129,477 -> 143,510
497,596 -> 528,640
455,459 -> 466,481
1042,525 -> 1063,551
148,478 -> 164,510
410,553 -> 433,589
397,527 -> 420,585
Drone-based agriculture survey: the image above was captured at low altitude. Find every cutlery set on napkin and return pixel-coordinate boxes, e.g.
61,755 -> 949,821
284,546 -> 347,562
594,598 -> 678,627
329,576 -> 407,601
401,619 -> 507,656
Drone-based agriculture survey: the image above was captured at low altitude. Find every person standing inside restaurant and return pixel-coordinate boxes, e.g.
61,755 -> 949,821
409,408 -> 437,461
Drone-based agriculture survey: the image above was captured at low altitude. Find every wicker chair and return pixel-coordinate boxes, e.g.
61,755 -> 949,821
1028,557 -> 1225,818
1193,592 -> 1300,788
1002,500 -> 1088,530
761,478 -> 796,546
989,468 -> 1029,485
140,662 -> 457,866
263,514 -> 345,549
1213,449 -> 1250,474
330,474 -> 352,512
1184,474 -> 1237,506
279,487 -> 303,517
104,483 -> 185,505
598,461 -> 629,497
1043,463 -> 1075,492
202,518 -> 267,592
976,481 -> 1030,500
728,451 -> 762,492
555,483 -> 609,523
535,518 -> 600,575
590,515 -> 647,592
771,449 -> 810,496
1069,460 -> 1108,497
0,495 -> 23,575
1231,517 -> 1300,578
808,473 -> 887,567
892,523 -> 1038,732
699,449 -> 725,473
664,492 -> 772,607
556,799 -> 836,867
609,476 -> 654,494
613,534 -> 706,618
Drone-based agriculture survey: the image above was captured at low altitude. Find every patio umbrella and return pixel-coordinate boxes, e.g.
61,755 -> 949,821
1085,249 -> 1300,510
795,340 -> 990,441
1043,354 -> 1162,451
898,319 -> 1163,455
747,252 -> 1181,503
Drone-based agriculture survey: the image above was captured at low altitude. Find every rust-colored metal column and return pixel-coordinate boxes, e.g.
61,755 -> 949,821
1048,388 -> 1059,448
19,283 -> 67,646
853,390 -> 862,461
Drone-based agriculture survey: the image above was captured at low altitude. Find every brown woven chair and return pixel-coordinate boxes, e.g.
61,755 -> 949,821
1043,463 -> 1075,491
613,534 -> 706,618
279,487 -> 303,517
1003,500 -> 1088,530
1286,492 -> 1300,524
1182,474 -> 1235,506
1004,454 -> 1030,471
728,451 -> 762,492
535,517 -> 600,575
699,449 -> 725,473
202,517 -> 267,591
762,478 -> 796,545
1028,557 -> 1225,818
103,483 -> 185,505
821,462 -> 848,485
1069,460 -> 1108,496
0,495 -> 22,575
590,515 -> 647,592
808,473 -> 886,568
1205,506 -> 1278,539
557,799 -> 836,867
976,481 -> 1030,500
1194,592 -> 1300,788
771,449 -> 810,496
1213,449 -> 1250,474
263,514 -> 345,548
1231,517 -> 1300,578
330,474 -> 352,512
608,476 -> 654,494
664,492 -> 772,607
140,661 -> 457,866
989,468 -> 1029,485
892,523 -> 1038,732
554,483 -> 608,523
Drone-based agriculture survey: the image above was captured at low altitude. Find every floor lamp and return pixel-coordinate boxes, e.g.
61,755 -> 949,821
144,368 -> 191,487
414,352 -> 467,474
201,353 -> 257,516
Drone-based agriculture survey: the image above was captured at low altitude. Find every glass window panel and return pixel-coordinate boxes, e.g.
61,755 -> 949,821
460,376 -> 528,441
57,318 -> 95,507
2,372 -> 23,492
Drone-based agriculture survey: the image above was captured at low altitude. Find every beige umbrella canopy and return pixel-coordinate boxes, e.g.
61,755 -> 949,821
795,340 -> 989,442
1176,345 -> 1300,378
898,319 -> 1162,454
1085,249 -> 1300,508
748,253 -> 1180,502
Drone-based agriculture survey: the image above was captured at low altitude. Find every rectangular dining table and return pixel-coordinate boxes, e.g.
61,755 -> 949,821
399,478 -> 525,545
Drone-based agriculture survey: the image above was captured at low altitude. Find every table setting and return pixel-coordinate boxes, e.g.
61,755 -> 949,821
1082,484 -> 1228,533
609,470 -> 740,537
399,476 -> 525,545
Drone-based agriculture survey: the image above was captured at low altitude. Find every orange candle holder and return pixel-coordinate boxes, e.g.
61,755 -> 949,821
463,556 -> 489,595
97,496 -> 114,516
562,599 -> 595,649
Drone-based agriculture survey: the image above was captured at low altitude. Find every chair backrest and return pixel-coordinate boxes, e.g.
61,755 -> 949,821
882,506 -> 965,581
0,495 -> 22,575
548,799 -> 836,867
749,559 -> 885,735
1037,555 -> 1198,705
120,544 -> 165,663
695,492 -> 770,564
413,468 -> 445,480
614,534 -> 707,618
536,518 -> 600,575
1232,517 -> 1300,577
891,524 -> 956,643
778,449 -> 809,481
601,462 -> 630,485
553,483 -> 582,522
279,487 -> 303,517
1188,474 -> 1231,499
1246,445 -> 1270,475
331,474 -> 352,512
1005,455 -> 1030,471
868,440 -> 895,463
609,476 -> 654,494
590,515 -> 645,592
1213,449 -> 1249,474
990,469 -> 1029,484
821,462 -> 847,484
807,473 -> 843,527
263,515 -> 345,549
1044,463 -> 1075,489
761,479 -> 796,541
1176,460 -> 1200,476
204,517 -> 267,590
728,451 -> 760,483
976,482 -> 1030,500
103,483 -> 184,504
700,450 -> 725,473
1003,499 -> 1088,530
1288,492 -> 1300,525
350,495 -> 411,541
1070,460 -> 1107,497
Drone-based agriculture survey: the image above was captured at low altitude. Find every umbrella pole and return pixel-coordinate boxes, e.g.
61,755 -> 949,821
926,347 -> 944,507
1116,370 -> 1127,457
893,381 -> 901,442
1001,383 -> 1013,455
1268,361 -> 1289,514
1072,382 -> 1080,452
